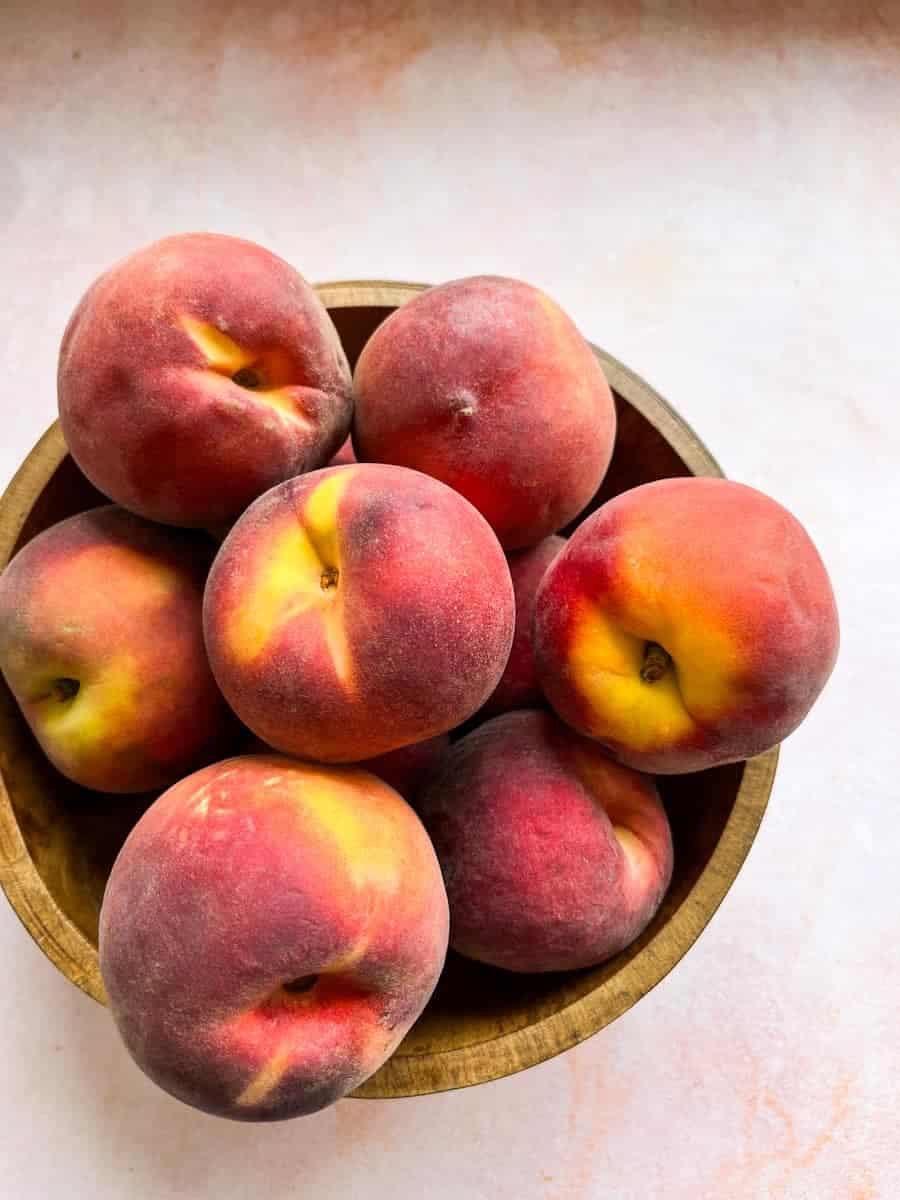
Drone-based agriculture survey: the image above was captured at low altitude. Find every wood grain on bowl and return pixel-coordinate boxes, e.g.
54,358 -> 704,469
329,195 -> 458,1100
0,282 -> 776,1098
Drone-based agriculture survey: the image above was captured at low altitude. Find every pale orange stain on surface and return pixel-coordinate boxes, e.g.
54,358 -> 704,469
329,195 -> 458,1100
550,1050 -> 636,1200
792,1076 -> 851,1170
711,1067 -> 859,1198
246,0 -> 900,97
26,2 -> 895,129
851,1171 -> 881,1200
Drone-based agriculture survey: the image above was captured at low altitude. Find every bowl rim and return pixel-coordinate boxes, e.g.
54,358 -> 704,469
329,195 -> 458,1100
0,279 -> 776,1097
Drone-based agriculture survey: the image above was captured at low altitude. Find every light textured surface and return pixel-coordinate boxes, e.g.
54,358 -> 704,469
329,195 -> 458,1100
0,2 -> 895,1196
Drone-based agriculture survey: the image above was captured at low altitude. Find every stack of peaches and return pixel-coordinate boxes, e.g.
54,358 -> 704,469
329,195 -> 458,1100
0,235 -> 838,1122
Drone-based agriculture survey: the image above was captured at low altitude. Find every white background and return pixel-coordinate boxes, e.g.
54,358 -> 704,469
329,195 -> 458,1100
1,3 -> 896,1197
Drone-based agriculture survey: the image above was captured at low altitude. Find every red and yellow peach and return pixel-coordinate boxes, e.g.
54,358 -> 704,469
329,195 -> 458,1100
535,478 -> 840,772
328,436 -> 357,467
99,755 -> 449,1119
203,463 -> 515,762
58,233 -> 352,527
352,276 -> 616,549
482,535 -> 565,715
354,734 -> 450,801
0,506 -> 235,792
417,710 -> 673,973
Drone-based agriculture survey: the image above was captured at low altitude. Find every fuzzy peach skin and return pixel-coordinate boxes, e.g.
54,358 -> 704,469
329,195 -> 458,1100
204,464 -> 515,762
416,710 -> 673,973
535,478 -> 840,773
58,233 -> 352,527
243,724 -> 451,801
244,731 -> 450,801
328,435 -> 357,467
99,755 -> 449,1120
352,276 -> 616,550
354,734 -> 450,800
0,506 -> 235,792
482,535 -> 565,715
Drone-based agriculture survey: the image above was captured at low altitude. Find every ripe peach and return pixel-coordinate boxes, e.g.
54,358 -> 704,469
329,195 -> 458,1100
0,506 -> 234,792
328,436 -> 357,467
58,234 -> 352,527
417,710 -> 673,973
535,478 -> 840,773
355,734 -> 449,800
99,755 -> 449,1119
481,535 -> 565,715
352,276 -> 616,549
244,731 -> 449,801
204,464 -> 515,762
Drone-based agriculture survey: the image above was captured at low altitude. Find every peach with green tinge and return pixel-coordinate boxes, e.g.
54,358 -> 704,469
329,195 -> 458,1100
58,233 -> 352,527
0,506 -> 235,792
416,710 -> 673,973
203,463 -> 515,762
99,755 -> 449,1120
534,478 -> 840,773
352,275 -> 617,550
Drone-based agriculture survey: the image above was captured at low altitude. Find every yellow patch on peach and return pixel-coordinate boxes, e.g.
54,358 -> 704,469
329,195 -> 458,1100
180,316 -> 254,375
569,748 -> 655,876
235,1049 -> 291,1108
36,655 -> 142,755
611,825 -> 644,870
568,564 -> 744,750
568,599 -> 696,750
323,937 -> 370,975
302,469 -> 351,556
534,289 -> 574,335
224,470 -> 354,680
180,316 -> 308,421
284,767 -> 403,892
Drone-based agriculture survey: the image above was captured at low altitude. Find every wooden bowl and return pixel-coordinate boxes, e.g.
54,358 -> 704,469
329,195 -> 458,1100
0,281 -> 776,1098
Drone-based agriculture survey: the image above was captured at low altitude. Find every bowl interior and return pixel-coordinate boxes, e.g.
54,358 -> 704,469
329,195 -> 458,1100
0,291 -> 772,1097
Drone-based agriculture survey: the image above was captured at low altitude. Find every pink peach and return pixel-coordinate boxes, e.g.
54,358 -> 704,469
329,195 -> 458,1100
417,710 -> 673,973
99,755 -> 449,1119
0,506 -> 234,792
352,276 -> 616,549
59,233 -> 352,527
481,535 -> 565,715
203,464 -> 515,761
535,478 -> 840,772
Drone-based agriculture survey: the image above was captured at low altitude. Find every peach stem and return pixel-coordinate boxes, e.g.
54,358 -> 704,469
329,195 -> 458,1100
51,677 -> 80,702
232,366 -> 263,389
282,975 -> 318,995
640,643 -> 671,683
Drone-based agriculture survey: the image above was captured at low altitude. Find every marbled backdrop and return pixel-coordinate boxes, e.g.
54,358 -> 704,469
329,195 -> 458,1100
0,2 -> 896,1197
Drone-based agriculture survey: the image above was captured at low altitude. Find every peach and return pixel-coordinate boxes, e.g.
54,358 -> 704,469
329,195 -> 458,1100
417,710 -> 673,973
204,464 -> 515,762
355,734 -> 449,800
352,276 -> 616,549
328,435 -> 357,467
244,731 -> 449,801
481,535 -> 565,715
99,755 -> 449,1119
535,478 -> 840,773
58,234 -> 352,527
0,506 -> 235,792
